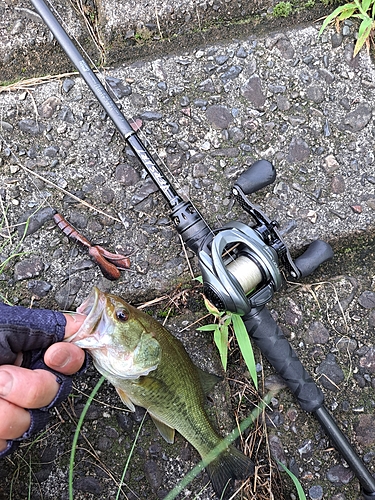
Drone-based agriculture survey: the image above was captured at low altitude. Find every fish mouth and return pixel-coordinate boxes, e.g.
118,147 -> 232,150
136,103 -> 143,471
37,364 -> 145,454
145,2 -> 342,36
66,287 -> 158,379
65,287 -> 107,347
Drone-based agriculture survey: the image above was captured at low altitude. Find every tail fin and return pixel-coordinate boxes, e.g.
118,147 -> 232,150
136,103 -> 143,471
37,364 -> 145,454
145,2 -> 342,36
206,445 -> 254,499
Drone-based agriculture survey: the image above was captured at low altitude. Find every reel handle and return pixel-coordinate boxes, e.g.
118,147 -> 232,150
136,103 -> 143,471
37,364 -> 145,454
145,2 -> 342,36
234,159 -> 276,195
294,240 -> 334,278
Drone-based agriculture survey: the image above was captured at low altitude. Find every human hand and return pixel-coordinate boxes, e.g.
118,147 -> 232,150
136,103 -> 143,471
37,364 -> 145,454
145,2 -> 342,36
0,310 -> 86,457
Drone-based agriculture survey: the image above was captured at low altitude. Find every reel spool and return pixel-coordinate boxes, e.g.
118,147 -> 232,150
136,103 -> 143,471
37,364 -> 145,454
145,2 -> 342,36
196,160 -> 333,315
198,222 -> 282,315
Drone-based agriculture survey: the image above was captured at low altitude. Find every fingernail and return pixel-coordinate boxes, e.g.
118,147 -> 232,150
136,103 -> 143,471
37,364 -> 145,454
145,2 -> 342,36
49,348 -> 72,369
0,371 -> 13,397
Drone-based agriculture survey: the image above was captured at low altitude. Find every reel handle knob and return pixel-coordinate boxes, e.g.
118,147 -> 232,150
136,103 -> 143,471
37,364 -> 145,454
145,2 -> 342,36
234,160 -> 276,195
294,240 -> 334,278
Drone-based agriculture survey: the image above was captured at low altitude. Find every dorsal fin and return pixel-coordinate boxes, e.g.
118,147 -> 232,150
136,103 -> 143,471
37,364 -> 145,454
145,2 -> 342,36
196,367 -> 222,395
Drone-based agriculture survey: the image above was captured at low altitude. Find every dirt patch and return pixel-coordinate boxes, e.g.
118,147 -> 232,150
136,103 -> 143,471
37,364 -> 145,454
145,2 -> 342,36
1,0 -> 332,82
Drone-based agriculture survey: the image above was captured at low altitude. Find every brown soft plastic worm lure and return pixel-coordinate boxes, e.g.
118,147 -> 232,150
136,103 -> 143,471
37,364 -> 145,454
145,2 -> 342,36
53,213 -> 130,280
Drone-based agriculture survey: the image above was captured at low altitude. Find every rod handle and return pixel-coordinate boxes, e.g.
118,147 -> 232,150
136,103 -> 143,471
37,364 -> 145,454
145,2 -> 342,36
243,306 -> 324,413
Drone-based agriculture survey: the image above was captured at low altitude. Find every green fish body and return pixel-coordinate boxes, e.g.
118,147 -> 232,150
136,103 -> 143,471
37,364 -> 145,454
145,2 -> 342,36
67,287 -> 254,498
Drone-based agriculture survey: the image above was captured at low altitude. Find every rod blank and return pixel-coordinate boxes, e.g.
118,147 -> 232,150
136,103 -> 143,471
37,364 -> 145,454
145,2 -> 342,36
30,0 -> 181,207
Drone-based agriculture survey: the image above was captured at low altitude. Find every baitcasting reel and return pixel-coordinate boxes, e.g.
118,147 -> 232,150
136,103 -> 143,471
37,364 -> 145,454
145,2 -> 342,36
195,160 -> 334,315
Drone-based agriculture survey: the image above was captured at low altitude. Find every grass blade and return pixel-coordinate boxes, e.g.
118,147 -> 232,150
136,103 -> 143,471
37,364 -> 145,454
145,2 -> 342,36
69,376 -> 105,500
231,314 -> 258,390
115,411 -> 148,500
277,460 -> 307,500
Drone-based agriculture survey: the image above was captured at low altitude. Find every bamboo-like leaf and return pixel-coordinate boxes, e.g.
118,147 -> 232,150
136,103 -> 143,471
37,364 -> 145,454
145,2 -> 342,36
214,323 -> 229,370
319,3 -> 357,35
362,0 -> 372,13
354,17 -> 373,55
222,322 -> 229,367
338,5 -> 357,19
356,0 -> 375,15
222,316 -> 232,328
231,314 -> 258,389
277,460 -> 307,500
353,0 -> 366,15
197,324 -> 220,332
358,15 -> 373,35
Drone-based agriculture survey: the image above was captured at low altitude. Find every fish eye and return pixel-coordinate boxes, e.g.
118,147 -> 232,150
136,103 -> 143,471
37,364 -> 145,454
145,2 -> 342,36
116,309 -> 128,322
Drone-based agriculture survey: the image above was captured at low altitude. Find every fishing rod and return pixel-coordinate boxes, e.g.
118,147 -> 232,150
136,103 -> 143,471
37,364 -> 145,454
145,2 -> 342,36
29,0 -> 375,497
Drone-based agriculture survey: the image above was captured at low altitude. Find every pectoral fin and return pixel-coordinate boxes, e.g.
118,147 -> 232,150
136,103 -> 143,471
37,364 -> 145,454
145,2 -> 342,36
116,387 -> 136,412
150,415 -> 175,444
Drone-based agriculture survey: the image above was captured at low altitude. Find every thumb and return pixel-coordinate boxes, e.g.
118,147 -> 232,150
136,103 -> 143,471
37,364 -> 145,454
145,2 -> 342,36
44,343 -> 86,375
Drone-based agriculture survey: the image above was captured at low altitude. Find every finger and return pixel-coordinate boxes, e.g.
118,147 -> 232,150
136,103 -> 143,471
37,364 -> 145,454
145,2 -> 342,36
0,366 -> 59,409
0,398 -> 31,440
63,313 -> 86,338
0,439 -> 8,451
44,343 -> 85,375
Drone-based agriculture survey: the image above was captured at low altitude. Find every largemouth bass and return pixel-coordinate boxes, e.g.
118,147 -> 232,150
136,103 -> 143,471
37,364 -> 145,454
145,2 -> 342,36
67,287 -> 254,498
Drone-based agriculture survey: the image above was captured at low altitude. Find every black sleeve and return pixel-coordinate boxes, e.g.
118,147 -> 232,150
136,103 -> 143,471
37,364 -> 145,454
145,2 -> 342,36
0,302 -> 89,460
0,302 -> 66,365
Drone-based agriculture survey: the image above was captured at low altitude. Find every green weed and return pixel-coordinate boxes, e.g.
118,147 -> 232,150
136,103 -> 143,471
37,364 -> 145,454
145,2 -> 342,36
273,1 -> 293,17
197,296 -> 258,390
134,27 -> 153,44
319,0 -> 375,56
